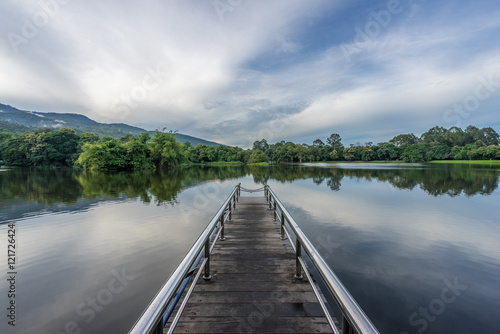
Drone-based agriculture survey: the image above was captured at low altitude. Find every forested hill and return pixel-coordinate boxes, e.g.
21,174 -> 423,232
0,103 -> 219,146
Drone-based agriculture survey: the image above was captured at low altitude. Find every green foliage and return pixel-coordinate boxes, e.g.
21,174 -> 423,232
249,150 -> 269,164
77,139 -> 129,170
326,133 -> 344,151
2,135 -> 27,165
377,143 -> 400,161
76,135 -> 154,171
1,128 -> 79,167
0,132 -> 14,160
0,121 -> 34,134
389,133 -> 418,147
420,126 -> 448,144
401,144 -> 431,163
79,132 -> 99,145
148,130 -> 183,170
1,124 -> 499,168
252,139 -> 269,152
313,139 -> 325,147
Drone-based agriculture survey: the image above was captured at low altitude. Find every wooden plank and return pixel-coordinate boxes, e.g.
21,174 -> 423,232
187,291 -> 320,303
173,316 -> 333,334
169,195 -> 335,334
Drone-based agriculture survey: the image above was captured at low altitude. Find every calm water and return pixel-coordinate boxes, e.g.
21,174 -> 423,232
0,164 -> 499,333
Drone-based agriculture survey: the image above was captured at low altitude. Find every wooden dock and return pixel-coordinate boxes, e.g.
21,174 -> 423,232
169,196 -> 335,333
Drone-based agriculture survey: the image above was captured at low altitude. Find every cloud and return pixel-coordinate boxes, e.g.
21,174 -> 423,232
0,0 -> 499,145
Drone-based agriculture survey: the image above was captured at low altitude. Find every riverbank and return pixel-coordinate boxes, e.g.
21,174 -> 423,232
183,161 -> 269,167
428,160 -> 500,165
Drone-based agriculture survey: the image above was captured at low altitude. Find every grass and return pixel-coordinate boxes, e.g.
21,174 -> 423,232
247,162 -> 269,166
184,161 -> 270,167
183,161 -> 244,167
182,160 -> 500,167
302,160 -> 402,163
429,160 -> 500,165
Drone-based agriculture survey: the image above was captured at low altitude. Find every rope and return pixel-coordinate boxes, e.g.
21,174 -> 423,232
239,186 -> 266,193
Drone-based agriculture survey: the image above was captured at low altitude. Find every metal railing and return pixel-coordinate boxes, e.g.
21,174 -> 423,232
128,183 -> 241,334
129,183 -> 378,334
265,185 -> 379,334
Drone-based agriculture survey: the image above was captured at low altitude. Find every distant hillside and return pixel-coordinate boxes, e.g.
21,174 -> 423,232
0,121 -> 34,134
0,103 -> 220,146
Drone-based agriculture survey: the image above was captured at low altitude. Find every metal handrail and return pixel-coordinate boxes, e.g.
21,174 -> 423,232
265,185 -> 379,334
129,183 -> 241,334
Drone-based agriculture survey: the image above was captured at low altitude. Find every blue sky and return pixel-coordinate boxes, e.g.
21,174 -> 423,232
1,0 -> 499,147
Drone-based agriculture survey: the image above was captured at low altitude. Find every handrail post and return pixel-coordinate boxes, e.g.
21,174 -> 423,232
343,316 -> 353,334
273,201 -> 277,220
280,212 -> 286,240
294,239 -> 303,279
203,239 -> 212,280
155,320 -> 164,334
233,193 -> 236,208
228,202 -> 232,221
220,214 -> 225,241
268,194 -> 272,209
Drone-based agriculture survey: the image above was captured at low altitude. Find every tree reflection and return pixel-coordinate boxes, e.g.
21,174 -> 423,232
0,168 -> 83,204
251,164 -> 499,197
0,164 -> 498,209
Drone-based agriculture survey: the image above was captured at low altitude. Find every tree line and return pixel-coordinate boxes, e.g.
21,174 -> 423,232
251,125 -> 500,163
0,128 -> 182,170
0,125 -> 499,170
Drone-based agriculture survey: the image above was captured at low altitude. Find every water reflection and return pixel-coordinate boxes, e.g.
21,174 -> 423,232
252,164 -> 500,196
0,167 -> 250,221
1,163 -> 498,212
0,164 -> 499,333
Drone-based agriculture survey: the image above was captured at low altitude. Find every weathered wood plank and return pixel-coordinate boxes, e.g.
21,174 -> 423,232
187,291 -> 320,303
173,316 -> 333,334
179,302 -> 326,317
169,195 -> 334,334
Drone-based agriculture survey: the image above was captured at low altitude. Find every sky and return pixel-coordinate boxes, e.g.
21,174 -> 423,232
1,0 -> 499,147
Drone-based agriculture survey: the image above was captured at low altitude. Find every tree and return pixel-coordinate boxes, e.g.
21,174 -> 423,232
377,143 -> 400,161
481,127 -> 499,146
252,139 -> 269,152
401,144 -> 432,163
445,127 -> 466,147
313,139 -> 324,148
329,149 -> 340,160
296,145 -> 306,163
2,135 -> 28,166
343,147 -> 358,161
41,128 -> 80,166
4,128 -> 80,167
148,130 -> 183,170
306,145 -> 320,162
389,133 -> 418,148
123,137 -> 154,170
428,142 -> 451,160
360,145 -> 376,161
79,132 -> 99,145
248,150 -> 269,163
326,133 -> 343,151
0,132 -> 14,161
76,138 -> 129,170
420,126 -> 448,144
464,125 -> 482,144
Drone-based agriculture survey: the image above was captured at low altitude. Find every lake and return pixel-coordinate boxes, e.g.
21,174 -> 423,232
1,163 -> 499,333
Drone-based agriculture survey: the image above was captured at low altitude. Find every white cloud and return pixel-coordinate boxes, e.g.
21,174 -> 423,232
0,0 -> 499,144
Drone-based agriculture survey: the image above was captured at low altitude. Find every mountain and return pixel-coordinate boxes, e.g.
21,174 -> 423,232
0,103 -> 220,146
